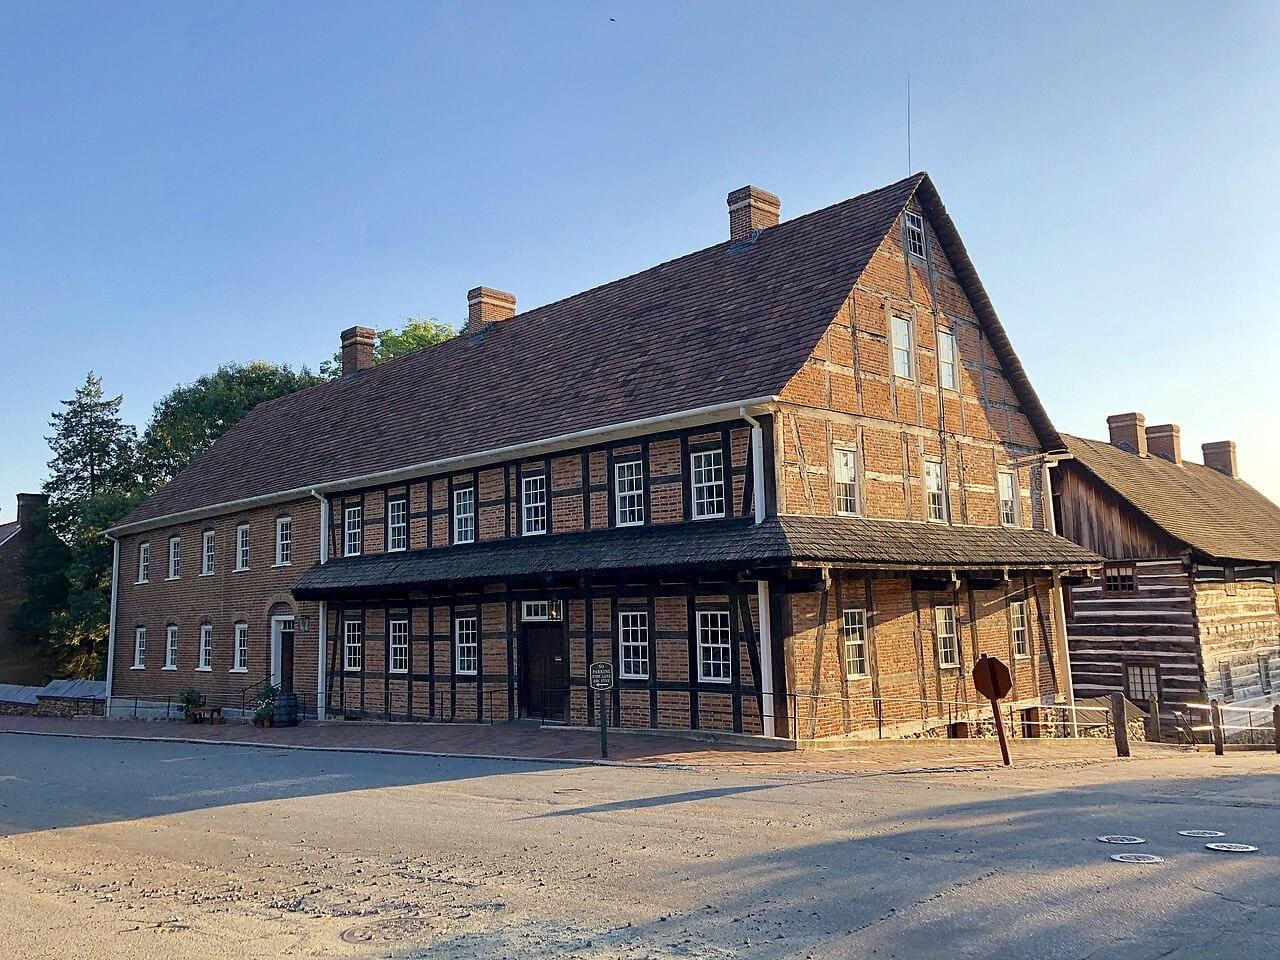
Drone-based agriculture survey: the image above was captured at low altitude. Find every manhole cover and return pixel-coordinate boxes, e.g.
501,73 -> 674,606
1097,835 -> 1146,844
1111,853 -> 1164,864
1178,830 -> 1226,838
1205,843 -> 1258,853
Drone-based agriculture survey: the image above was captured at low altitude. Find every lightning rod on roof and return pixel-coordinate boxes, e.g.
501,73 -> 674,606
906,74 -> 912,174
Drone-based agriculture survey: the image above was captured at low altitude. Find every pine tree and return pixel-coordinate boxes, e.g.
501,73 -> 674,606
39,372 -> 144,677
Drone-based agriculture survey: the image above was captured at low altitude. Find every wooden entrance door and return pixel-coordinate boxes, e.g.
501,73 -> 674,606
522,623 -> 569,721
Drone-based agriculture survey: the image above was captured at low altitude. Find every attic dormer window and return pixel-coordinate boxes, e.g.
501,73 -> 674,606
905,211 -> 926,259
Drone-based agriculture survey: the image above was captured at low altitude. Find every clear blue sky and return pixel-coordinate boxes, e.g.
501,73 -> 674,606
3,0 -> 1278,523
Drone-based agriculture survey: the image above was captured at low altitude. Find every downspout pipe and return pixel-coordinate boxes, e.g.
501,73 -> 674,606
741,408 -> 776,736
310,490 -> 328,719
104,533 -> 120,715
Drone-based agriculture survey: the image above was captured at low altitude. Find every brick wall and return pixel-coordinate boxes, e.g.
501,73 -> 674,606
111,496 -> 323,712
777,201 -> 1042,528
786,571 -> 1059,740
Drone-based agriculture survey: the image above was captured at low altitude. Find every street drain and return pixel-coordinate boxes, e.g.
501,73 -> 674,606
1097,835 -> 1146,844
1110,853 -> 1164,864
1205,843 -> 1259,853
1178,830 -> 1226,838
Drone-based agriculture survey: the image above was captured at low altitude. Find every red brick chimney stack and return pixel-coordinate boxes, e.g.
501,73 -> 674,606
465,287 -> 517,332
1146,423 -> 1182,466
1107,412 -> 1147,458
727,186 -> 780,241
15,493 -> 46,525
1202,441 -> 1239,479
340,326 -> 376,377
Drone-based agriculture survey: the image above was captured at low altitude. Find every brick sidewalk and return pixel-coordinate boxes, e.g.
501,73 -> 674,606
0,714 -> 1188,773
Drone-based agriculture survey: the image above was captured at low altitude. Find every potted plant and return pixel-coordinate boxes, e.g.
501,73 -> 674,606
252,684 -> 279,728
178,689 -> 204,723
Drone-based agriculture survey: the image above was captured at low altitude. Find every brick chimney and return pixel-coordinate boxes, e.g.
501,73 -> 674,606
1146,423 -> 1182,466
1107,412 -> 1147,457
1202,440 -> 1239,479
15,493 -> 46,525
465,287 -> 517,332
727,186 -> 780,240
340,326 -> 376,377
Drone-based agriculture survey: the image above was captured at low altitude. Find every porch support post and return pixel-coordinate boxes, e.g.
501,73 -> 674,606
757,579 -> 775,737
1051,566 -> 1078,736
316,601 -> 327,719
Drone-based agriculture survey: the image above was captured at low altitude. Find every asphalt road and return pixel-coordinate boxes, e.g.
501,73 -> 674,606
1,732 -> 1277,959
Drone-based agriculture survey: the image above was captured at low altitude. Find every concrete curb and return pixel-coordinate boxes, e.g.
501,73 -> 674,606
0,727 -> 692,771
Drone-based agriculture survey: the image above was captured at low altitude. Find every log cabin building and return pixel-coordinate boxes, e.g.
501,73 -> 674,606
1053,414 -> 1280,713
104,173 -> 1100,740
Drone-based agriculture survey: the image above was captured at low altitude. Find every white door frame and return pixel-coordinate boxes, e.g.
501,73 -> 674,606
270,614 -> 294,688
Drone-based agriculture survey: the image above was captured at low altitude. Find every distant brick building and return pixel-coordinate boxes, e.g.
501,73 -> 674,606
0,494 -> 52,685
105,174 -> 1099,739
1053,414 -> 1280,714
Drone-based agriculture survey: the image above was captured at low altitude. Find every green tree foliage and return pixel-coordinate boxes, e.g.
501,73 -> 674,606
9,497 -> 70,650
38,373 -> 144,678
319,317 -> 455,378
139,361 -> 322,487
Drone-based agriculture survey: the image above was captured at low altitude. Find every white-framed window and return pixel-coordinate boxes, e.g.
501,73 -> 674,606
389,618 -> 409,674
1258,653 -> 1273,695
998,471 -> 1018,526
275,515 -> 292,565
905,210 -> 926,259
935,605 -> 959,668
387,498 -> 408,552
1010,600 -> 1029,658
1126,664 -> 1160,704
521,600 -> 563,622
136,542 -> 149,584
454,616 -> 478,675
833,446 -> 860,516
691,449 -> 726,520
235,523 -> 250,570
164,624 -> 178,670
522,474 -> 548,536
201,529 -> 215,576
344,505 -> 362,557
232,622 -> 249,672
696,610 -> 732,683
453,487 -> 475,544
198,623 -> 213,671
924,458 -> 947,522
167,536 -> 181,579
132,626 -> 146,669
842,608 -> 869,679
619,610 -> 650,680
343,620 -> 362,672
937,328 -> 957,391
614,460 -> 645,527
891,315 -> 914,380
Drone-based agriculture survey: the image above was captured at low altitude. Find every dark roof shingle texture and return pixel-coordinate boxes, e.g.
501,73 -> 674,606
1064,435 -> 1280,563
292,516 -> 1101,600
121,175 -> 927,527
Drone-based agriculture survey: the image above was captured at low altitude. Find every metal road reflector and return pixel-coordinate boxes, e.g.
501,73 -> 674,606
1205,842 -> 1259,853
1178,830 -> 1226,838
1111,853 -> 1164,864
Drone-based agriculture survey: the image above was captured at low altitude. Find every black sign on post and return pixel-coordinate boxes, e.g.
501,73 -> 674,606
590,662 -> 614,759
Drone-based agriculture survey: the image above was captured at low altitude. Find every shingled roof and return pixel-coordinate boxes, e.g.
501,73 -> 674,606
116,173 -> 1061,531
292,515 -> 1100,600
1063,435 -> 1280,563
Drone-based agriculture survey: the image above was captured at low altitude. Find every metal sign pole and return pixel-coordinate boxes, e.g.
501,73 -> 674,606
599,688 -> 608,759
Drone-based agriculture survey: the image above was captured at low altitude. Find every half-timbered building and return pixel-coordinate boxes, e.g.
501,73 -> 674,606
105,173 -> 1099,740
1053,413 -> 1280,713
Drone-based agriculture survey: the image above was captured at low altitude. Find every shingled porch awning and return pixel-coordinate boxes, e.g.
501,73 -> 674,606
291,516 -> 1103,601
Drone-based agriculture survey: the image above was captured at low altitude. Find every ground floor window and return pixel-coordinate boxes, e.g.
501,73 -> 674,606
389,619 -> 409,673
455,616 -> 478,675
344,621 -> 362,672
198,624 -> 212,671
233,622 -> 249,672
696,610 -> 732,683
1010,600 -> 1029,658
164,625 -> 178,670
1260,653 -> 1273,694
935,606 -> 959,668
619,610 -> 650,679
1125,663 -> 1160,703
132,627 -> 146,669
841,608 -> 868,678
1218,661 -> 1234,702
